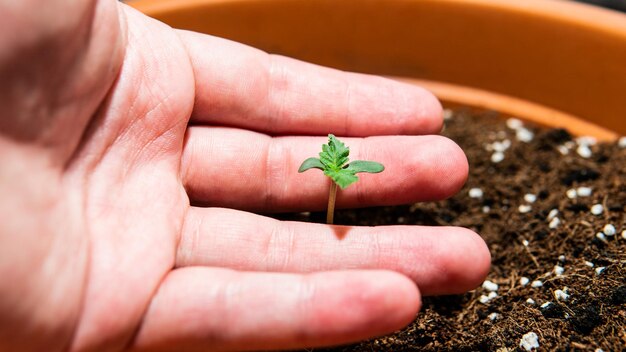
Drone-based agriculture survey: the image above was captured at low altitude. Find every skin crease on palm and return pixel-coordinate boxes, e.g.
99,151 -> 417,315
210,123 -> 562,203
0,1 -> 491,351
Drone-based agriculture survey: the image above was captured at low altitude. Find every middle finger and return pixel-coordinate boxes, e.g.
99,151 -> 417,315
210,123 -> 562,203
181,127 -> 468,212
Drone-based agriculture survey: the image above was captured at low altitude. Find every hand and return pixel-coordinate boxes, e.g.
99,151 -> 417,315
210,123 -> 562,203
0,1 -> 490,351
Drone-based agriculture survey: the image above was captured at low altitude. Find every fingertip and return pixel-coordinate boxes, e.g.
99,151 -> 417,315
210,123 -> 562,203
412,85 -> 444,135
403,136 -> 468,201
377,271 -> 422,327
309,271 -> 420,343
385,82 -> 443,135
364,271 -> 421,326
437,136 -> 469,199
460,228 -> 492,291
344,76 -> 444,136
429,228 -> 491,295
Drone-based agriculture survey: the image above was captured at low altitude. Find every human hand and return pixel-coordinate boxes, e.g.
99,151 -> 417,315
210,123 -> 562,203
0,1 -> 490,351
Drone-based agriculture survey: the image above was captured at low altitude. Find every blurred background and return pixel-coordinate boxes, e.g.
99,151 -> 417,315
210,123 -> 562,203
575,0 -> 626,11
123,0 -> 626,12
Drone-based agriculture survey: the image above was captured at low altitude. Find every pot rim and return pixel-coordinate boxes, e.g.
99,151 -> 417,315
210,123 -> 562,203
128,0 -> 626,34
128,0 -> 626,140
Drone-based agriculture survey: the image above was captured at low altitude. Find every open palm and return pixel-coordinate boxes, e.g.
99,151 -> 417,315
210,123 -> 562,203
0,1 -> 490,351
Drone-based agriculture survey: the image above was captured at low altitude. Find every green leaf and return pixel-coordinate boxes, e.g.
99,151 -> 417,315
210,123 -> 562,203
298,134 -> 384,190
318,134 -> 350,169
346,160 -> 385,174
298,157 -> 325,172
324,168 -> 359,189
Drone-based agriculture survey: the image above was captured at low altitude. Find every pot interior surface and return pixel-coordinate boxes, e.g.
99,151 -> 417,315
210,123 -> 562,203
129,0 -> 626,140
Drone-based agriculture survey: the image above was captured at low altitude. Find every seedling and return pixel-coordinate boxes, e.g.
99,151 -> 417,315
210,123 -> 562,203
298,134 -> 384,224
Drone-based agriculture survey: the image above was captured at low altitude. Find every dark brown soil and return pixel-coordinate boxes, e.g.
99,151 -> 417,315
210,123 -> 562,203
284,109 -> 626,351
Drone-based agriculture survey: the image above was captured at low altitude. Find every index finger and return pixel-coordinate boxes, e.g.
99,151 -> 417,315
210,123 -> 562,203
178,30 -> 443,136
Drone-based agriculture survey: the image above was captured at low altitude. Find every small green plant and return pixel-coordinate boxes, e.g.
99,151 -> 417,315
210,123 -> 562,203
298,134 -> 384,224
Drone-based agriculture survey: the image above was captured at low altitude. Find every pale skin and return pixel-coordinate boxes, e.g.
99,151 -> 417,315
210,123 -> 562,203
0,1 -> 491,351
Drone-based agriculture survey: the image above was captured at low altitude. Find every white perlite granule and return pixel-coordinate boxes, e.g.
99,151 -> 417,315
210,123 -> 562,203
469,187 -> 484,198
577,144 -> 592,158
520,332 -> 540,351
590,204 -> 604,215
566,189 -> 577,199
518,204 -> 532,213
492,140 -> 511,152
549,217 -> 560,229
547,209 -> 559,220
482,280 -> 499,292
491,151 -> 505,163
554,265 -> 564,276
478,292 -> 498,304
516,128 -> 534,143
524,193 -> 537,203
576,187 -> 592,197
603,224 -> 616,236
554,288 -> 569,301
577,136 -> 597,146
520,277 -> 530,286
506,118 -> 523,130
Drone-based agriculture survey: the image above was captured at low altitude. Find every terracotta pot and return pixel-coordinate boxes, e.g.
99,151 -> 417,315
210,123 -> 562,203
129,0 -> 626,140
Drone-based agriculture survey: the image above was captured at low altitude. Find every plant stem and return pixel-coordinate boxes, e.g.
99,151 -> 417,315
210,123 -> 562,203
326,182 -> 337,224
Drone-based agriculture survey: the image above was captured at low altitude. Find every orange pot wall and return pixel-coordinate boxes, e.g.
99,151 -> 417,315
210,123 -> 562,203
129,0 -> 626,140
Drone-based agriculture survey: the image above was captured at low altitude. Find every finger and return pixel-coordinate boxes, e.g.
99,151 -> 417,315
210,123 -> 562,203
177,207 -> 490,296
181,128 -> 468,212
130,267 -> 420,351
177,30 -> 442,136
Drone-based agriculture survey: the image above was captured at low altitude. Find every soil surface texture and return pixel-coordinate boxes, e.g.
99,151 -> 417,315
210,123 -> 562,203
282,108 -> 625,351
